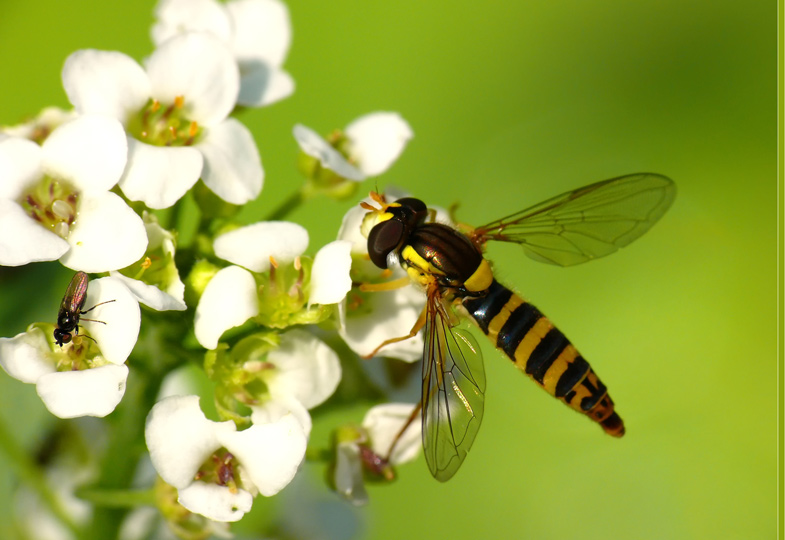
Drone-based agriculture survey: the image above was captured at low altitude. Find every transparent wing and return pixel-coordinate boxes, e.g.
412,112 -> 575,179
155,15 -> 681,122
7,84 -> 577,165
421,289 -> 486,482
471,173 -> 676,266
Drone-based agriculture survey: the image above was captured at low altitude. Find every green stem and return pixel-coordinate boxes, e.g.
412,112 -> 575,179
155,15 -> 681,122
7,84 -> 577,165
84,364 -> 162,540
76,487 -> 155,508
263,189 -> 306,221
0,415 -> 83,538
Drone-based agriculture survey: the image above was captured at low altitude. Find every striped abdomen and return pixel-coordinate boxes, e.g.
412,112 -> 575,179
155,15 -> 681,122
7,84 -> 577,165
462,279 -> 625,437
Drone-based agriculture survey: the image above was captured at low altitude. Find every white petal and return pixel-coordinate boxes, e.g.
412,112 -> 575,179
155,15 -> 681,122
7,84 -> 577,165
309,240 -> 352,306
151,0 -> 232,45
62,49 -> 151,121
345,112 -> 413,176
218,412 -> 306,497
41,115 -> 127,192
227,0 -> 291,66
237,64 -> 294,107
109,272 -> 187,311
266,328 -> 341,409
60,191 -> 148,272
119,137 -> 203,209
251,395 -> 312,439
36,364 -> 129,418
363,403 -> 422,465
0,329 -> 56,384
0,200 -> 69,267
146,33 -> 239,126
145,395 -> 237,489
0,136 -> 43,199
1,107 -> 77,141
198,119 -> 263,204
339,280 -> 425,363
213,221 -> 308,272
336,203 -> 371,254
292,124 -> 364,181
80,276 -> 141,365
178,483 -> 252,523
194,266 -> 259,349
334,442 -> 368,506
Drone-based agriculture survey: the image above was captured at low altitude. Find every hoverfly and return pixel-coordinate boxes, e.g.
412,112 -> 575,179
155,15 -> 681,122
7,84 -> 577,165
360,173 -> 676,481
54,271 -> 115,346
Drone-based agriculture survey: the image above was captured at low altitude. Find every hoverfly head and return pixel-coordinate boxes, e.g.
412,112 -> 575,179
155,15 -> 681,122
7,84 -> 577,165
361,192 -> 428,269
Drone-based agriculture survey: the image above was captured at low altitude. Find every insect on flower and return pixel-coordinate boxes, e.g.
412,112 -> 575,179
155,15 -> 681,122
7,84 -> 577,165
54,271 -> 115,346
360,173 -> 676,481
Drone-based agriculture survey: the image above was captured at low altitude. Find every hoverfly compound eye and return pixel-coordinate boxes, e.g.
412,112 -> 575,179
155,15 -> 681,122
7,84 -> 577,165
368,219 -> 405,268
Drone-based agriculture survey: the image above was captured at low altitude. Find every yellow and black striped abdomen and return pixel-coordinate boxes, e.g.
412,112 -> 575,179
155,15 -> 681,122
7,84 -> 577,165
462,279 -> 625,437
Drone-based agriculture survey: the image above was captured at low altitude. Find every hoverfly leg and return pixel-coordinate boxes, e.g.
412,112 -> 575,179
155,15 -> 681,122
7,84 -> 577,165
79,318 -> 107,325
362,306 -> 428,359
358,276 -> 411,293
80,299 -> 116,315
384,401 -> 423,463
74,333 -> 97,344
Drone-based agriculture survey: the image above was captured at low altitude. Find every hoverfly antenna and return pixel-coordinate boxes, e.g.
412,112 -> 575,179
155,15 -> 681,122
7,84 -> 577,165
360,191 -> 391,213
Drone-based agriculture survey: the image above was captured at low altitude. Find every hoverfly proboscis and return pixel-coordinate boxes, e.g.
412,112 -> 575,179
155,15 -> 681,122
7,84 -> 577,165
54,271 -> 115,347
359,173 -> 676,481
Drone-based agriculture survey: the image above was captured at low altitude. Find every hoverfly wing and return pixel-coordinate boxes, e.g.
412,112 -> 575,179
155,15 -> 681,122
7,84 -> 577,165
421,291 -> 486,482
471,173 -> 676,266
61,271 -> 89,314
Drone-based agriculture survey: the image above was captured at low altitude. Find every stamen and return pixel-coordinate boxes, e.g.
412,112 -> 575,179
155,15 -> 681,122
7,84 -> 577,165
151,99 -> 161,112
174,95 -> 185,109
269,256 -> 279,269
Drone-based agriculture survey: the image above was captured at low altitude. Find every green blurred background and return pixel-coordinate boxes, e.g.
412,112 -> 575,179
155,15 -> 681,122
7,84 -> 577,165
0,1 -> 778,539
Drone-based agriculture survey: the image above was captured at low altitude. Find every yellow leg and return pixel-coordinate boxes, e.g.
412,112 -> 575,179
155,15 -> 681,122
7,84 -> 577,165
362,306 -> 427,359
359,276 -> 411,292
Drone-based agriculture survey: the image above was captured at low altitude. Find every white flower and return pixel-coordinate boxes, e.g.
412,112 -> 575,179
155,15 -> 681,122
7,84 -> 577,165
308,240 -> 352,306
1,106 -> 77,142
62,33 -> 263,208
257,328 -> 341,411
152,0 -> 294,107
194,265 -> 259,350
213,221 -> 309,273
293,112 -> 413,182
111,213 -> 187,311
196,222 -> 352,349
362,403 -> 422,465
145,395 -> 307,522
0,276 -> 141,418
337,199 -> 424,362
334,403 -> 421,505
0,117 -> 147,271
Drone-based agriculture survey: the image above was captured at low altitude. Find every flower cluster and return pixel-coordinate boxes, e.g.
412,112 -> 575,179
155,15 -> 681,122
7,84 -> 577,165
0,0 -> 424,537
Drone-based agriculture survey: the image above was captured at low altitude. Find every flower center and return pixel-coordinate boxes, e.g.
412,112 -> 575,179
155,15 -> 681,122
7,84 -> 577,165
21,177 -> 79,238
54,334 -> 101,371
127,97 -> 203,147
195,450 -> 240,492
